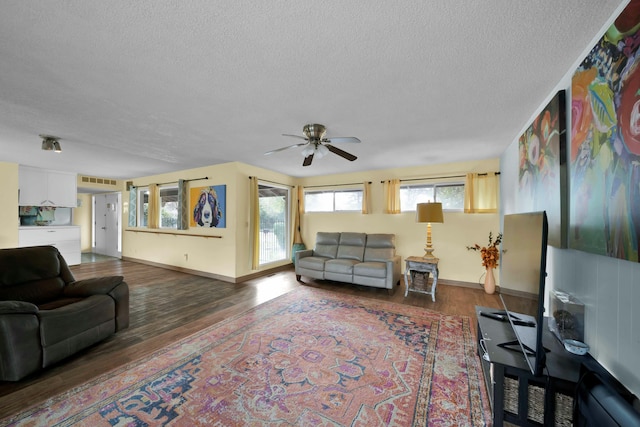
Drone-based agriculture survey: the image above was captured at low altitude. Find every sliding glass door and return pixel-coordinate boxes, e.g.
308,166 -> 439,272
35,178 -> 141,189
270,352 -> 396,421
258,183 -> 290,265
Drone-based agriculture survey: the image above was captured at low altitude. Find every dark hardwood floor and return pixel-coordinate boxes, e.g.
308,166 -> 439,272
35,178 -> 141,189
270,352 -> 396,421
0,259 -> 504,419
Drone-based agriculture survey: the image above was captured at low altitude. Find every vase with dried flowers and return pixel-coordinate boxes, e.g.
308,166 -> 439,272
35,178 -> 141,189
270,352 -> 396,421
467,232 -> 502,294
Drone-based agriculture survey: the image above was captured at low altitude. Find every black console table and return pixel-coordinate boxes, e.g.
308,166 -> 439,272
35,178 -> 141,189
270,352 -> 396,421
475,306 -> 584,426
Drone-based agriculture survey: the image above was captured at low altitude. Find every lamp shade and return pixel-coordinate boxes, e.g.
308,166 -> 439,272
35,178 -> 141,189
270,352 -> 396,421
416,202 -> 444,223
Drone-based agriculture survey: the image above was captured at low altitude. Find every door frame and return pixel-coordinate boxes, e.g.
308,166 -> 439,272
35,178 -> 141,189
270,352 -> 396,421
92,192 -> 122,258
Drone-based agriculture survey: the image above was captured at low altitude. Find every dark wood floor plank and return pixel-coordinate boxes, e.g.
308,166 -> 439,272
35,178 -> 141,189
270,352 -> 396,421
0,259 -> 504,418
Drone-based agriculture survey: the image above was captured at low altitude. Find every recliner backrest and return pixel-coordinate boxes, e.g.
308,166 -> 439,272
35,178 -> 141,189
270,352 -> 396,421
0,246 -> 69,304
313,232 -> 340,259
364,234 -> 396,262
336,233 -> 366,261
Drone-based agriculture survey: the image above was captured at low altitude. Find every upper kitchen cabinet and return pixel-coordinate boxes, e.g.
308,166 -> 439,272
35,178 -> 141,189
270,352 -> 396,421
19,166 -> 77,207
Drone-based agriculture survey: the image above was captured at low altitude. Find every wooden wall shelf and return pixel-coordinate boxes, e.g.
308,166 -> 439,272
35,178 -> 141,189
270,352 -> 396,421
125,229 -> 222,238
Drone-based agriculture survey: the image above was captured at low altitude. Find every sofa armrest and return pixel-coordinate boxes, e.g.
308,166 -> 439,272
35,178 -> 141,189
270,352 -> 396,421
386,255 -> 402,284
295,249 -> 313,263
63,277 -> 129,331
0,300 -> 38,315
0,303 -> 42,381
108,281 -> 130,331
63,276 -> 125,297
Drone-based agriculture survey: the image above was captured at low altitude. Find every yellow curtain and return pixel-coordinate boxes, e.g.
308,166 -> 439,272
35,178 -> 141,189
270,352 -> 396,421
293,186 -> 303,244
250,177 -> 260,270
362,181 -> 371,214
384,179 -> 401,214
464,172 -> 499,213
148,184 -> 160,229
290,185 -> 307,263
298,185 -> 305,214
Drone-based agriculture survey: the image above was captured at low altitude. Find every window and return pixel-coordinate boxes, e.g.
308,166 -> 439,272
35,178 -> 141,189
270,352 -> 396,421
137,187 -> 149,227
134,185 -> 179,228
304,189 -> 363,212
436,183 -> 465,210
258,184 -> 290,265
400,183 -> 464,211
159,185 -> 179,229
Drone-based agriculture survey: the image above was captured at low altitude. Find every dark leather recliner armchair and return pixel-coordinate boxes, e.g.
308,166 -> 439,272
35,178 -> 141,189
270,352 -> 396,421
0,245 -> 129,381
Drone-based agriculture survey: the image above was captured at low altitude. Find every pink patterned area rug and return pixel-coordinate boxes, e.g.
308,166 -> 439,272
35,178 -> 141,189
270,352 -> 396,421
3,286 -> 491,426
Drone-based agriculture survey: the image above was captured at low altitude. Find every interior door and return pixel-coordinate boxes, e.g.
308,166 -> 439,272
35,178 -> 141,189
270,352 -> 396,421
94,193 -> 121,258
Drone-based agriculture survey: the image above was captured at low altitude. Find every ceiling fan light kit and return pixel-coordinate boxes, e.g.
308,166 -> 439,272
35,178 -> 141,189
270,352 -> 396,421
301,143 -> 329,158
264,123 -> 360,166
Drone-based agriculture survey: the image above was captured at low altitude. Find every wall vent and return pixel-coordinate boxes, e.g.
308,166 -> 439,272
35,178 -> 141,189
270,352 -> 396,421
80,175 -> 118,186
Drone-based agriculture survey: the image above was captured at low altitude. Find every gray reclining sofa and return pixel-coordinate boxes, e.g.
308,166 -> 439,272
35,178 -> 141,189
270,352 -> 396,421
295,232 -> 401,293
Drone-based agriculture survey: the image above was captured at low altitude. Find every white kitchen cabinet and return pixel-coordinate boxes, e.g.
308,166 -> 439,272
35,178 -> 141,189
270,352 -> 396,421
18,226 -> 81,266
19,166 -> 77,207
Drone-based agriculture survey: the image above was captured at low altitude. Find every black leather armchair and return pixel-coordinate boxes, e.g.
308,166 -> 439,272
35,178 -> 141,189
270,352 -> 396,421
0,245 -> 129,381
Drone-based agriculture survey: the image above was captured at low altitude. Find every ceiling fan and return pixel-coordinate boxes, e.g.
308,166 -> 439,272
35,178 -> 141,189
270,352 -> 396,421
264,124 -> 360,166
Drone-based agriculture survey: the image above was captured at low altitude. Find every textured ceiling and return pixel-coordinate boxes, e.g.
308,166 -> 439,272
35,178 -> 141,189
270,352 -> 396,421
0,1 -> 626,179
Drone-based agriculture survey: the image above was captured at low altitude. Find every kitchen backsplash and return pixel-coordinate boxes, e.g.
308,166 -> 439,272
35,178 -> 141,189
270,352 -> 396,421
19,206 -> 73,226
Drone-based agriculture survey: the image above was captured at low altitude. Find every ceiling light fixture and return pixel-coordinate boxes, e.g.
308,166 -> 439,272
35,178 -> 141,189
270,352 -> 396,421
40,134 -> 62,153
301,143 -> 330,159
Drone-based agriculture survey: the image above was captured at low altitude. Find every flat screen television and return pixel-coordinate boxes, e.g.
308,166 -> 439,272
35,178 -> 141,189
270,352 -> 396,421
498,211 -> 549,376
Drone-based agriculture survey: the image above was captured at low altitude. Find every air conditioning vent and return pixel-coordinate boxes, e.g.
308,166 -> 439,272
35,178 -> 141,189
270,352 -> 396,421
80,175 -> 118,187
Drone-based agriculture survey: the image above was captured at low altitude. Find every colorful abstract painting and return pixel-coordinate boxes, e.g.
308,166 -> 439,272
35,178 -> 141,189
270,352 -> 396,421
189,185 -> 226,228
569,0 -> 640,262
517,91 -> 567,248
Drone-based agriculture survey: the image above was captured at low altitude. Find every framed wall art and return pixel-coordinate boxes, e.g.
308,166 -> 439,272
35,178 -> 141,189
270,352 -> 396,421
190,185 -> 226,228
517,90 -> 568,248
569,0 -> 640,262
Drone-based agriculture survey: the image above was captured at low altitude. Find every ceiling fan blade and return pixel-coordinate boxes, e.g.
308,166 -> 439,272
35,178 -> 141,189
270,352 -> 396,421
323,137 -> 361,144
326,144 -> 357,161
282,134 -> 309,141
303,153 -> 314,166
264,142 -> 307,155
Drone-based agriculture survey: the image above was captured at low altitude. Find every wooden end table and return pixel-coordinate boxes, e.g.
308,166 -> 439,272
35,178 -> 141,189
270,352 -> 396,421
404,256 -> 439,302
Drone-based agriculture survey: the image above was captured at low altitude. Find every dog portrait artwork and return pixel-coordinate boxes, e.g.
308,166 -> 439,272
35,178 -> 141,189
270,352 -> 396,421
190,185 -> 226,228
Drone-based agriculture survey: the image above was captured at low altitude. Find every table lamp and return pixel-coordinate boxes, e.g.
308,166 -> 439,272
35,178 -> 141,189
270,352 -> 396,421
416,202 -> 444,259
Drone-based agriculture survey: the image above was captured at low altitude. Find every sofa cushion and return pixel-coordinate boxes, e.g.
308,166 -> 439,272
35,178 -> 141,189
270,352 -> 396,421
336,233 -> 366,261
0,277 -> 66,306
353,261 -> 388,278
38,295 -> 115,347
364,234 -> 396,262
297,256 -> 330,271
313,232 -> 340,259
39,297 -> 85,311
325,258 -> 360,275
0,246 -> 62,285
0,246 -> 66,304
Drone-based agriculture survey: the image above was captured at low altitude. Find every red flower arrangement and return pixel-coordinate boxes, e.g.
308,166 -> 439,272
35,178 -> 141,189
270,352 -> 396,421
467,232 -> 502,269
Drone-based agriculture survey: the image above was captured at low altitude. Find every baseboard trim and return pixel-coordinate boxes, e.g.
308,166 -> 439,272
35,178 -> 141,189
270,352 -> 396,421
121,256 -> 292,284
116,258 -> 491,290
438,278 -> 480,289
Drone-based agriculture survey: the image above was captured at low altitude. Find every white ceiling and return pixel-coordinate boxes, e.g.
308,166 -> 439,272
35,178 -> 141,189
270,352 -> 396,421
0,1 -> 626,179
